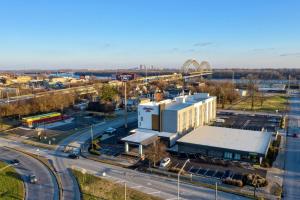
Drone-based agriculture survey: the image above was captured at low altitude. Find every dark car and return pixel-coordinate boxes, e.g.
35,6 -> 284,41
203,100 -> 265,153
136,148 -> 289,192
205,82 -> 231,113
11,159 -> 20,165
68,153 -> 79,159
29,175 -> 37,184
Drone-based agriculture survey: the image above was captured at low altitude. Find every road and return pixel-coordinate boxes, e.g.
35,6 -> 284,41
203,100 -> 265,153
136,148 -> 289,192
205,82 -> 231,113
0,147 -> 59,200
0,84 -> 98,105
0,111 -> 250,200
51,111 -> 137,200
58,111 -> 138,148
283,94 -> 300,200
0,136 -> 249,200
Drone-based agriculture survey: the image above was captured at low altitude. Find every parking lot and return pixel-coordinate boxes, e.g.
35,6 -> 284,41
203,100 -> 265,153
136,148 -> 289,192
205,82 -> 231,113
48,113 -> 104,131
168,154 -> 266,181
213,111 -> 282,132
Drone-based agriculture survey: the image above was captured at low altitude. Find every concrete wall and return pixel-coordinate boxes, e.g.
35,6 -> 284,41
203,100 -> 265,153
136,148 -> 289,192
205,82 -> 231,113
162,110 -> 178,133
138,104 -> 159,129
177,105 -> 195,134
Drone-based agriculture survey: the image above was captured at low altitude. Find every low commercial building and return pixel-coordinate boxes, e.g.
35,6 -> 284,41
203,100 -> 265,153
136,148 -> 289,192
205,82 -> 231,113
177,126 -> 272,164
22,112 -> 64,128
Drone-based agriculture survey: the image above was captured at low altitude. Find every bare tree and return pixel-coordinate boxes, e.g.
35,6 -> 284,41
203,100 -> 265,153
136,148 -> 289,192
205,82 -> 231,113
145,140 -> 168,167
247,75 -> 258,110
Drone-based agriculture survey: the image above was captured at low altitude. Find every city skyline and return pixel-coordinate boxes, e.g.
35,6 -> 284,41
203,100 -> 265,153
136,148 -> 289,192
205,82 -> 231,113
0,0 -> 300,69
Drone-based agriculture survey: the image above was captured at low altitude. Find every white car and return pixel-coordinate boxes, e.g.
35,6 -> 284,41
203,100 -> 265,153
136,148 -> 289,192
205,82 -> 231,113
160,157 -> 171,168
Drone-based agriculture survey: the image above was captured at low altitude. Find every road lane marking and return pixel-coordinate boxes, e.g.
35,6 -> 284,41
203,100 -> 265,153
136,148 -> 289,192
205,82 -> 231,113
147,191 -> 160,195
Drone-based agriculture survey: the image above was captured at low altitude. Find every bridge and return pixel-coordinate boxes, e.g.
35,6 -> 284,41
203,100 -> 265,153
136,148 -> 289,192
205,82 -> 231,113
181,59 -> 213,81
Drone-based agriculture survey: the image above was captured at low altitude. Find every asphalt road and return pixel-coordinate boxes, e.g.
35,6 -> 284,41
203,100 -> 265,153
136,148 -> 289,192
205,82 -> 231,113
0,111 -> 249,200
52,111 -> 138,200
283,94 -> 300,200
67,157 -> 249,200
0,138 -> 249,200
0,147 -> 59,200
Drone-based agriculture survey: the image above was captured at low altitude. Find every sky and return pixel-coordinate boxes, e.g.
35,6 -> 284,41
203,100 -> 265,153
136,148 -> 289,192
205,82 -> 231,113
0,0 -> 300,69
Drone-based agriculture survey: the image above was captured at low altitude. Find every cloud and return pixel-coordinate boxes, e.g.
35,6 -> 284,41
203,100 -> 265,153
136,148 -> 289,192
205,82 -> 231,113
252,48 -> 275,52
103,43 -> 111,48
280,53 -> 300,57
185,49 -> 196,52
193,42 -> 213,47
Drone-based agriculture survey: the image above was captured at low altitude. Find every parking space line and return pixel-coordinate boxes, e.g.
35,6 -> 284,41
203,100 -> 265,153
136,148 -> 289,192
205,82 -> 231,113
147,191 -> 160,195
173,162 -> 179,168
131,185 -> 142,189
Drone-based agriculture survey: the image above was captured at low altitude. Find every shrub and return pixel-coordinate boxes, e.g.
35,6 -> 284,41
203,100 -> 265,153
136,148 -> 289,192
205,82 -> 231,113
168,167 -> 187,176
90,149 -> 101,156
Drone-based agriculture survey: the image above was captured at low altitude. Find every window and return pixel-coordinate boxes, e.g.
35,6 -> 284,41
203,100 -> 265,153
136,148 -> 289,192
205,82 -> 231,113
189,110 -> 192,127
140,116 -> 143,121
224,152 -> 232,159
183,112 -> 186,129
234,153 -> 241,160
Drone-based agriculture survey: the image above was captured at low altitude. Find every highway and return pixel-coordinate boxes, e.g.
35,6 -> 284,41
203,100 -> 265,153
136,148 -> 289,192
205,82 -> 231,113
0,138 -> 249,200
0,147 -> 59,200
0,84 -> 98,105
283,94 -> 300,200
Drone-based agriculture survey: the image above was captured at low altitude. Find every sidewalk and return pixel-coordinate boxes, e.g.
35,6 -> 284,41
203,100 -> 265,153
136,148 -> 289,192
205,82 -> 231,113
264,131 -> 286,196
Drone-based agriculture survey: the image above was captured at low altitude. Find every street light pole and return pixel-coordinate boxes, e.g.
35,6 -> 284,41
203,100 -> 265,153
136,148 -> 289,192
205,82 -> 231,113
124,82 -> 128,128
90,125 -> 94,150
177,159 -> 190,200
215,182 -> 218,200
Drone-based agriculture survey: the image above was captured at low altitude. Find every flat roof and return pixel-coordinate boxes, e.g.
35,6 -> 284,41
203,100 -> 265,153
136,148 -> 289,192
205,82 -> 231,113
166,102 -> 192,111
177,126 -> 272,155
121,130 -> 157,145
128,128 -> 177,139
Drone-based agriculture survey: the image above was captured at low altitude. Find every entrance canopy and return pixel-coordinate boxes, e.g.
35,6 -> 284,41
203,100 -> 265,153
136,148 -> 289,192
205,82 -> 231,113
121,130 -> 158,146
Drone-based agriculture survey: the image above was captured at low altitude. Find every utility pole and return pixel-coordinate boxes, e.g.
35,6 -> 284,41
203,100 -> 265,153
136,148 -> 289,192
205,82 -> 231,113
288,75 -> 291,95
90,125 -> 94,150
124,82 -> 128,128
215,182 -> 218,200
178,159 -> 190,200
124,182 -> 127,200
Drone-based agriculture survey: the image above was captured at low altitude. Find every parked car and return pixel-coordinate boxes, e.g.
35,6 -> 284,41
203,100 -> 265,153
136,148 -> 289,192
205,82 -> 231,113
29,175 -> 37,184
293,133 -> 298,138
68,153 -> 79,159
160,157 -> 171,168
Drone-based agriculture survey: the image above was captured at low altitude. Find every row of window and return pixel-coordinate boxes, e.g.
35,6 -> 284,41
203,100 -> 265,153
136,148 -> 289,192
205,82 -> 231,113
224,152 -> 241,160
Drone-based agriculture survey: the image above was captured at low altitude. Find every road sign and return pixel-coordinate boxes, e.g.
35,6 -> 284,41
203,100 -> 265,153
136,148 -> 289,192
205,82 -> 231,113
116,73 -> 135,82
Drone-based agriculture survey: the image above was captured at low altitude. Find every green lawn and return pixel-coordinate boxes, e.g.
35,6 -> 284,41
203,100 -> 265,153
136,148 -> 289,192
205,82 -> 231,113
72,170 -> 162,200
229,94 -> 288,112
0,162 -> 24,200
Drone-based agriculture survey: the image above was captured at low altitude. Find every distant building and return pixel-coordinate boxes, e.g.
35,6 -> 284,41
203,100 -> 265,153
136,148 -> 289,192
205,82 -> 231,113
14,76 -> 32,84
235,89 -> 247,97
258,84 -> 286,93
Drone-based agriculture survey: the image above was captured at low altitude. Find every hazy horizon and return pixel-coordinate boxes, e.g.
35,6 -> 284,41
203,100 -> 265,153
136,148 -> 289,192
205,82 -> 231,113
0,0 -> 300,69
